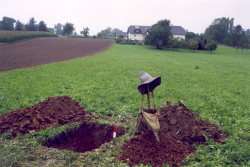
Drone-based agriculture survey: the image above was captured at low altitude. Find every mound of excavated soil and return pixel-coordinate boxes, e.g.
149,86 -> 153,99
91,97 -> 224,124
0,95 -> 93,137
158,101 -> 228,144
116,130 -> 195,167
117,101 -> 228,167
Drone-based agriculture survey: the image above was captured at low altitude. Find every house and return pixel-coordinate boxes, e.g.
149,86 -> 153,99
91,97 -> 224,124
115,31 -> 128,39
127,25 -> 151,41
171,26 -> 186,40
127,25 -> 186,41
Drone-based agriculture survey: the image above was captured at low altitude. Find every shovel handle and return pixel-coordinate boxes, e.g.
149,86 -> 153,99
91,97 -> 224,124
147,84 -> 151,109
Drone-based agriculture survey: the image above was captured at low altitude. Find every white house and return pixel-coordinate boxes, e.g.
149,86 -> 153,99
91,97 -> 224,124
127,25 -> 151,41
171,26 -> 186,40
115,31 -> 128,40
127,25 -> 186,41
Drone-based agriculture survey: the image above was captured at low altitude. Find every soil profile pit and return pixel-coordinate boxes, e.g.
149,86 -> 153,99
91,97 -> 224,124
43,121 -> 126,153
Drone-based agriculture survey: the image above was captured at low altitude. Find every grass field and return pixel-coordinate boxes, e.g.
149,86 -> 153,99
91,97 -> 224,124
0,43 -> 250,166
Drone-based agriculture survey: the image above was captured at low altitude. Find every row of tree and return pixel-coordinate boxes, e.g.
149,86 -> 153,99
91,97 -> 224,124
97,27 -> 122,38
204,17 -> 250,50
0,16 -> 123,39
0,17 -> 53,32
144,19 -> 218,53
0,17 -> 79,38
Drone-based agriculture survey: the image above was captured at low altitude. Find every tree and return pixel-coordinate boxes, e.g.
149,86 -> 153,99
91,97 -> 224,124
176,40 -> 183,51
196,34 -> 207,50
104,27 -> 112,36
112,28 -> 122,37
97,32 -> 103,38
238,35 -> 249,51
118,35 -> 124,38
25,17 -> 37,31
145,19 -> 173,49
246,29 -> 250,35
0,16 -> 16,30
80,27 -> 90,37
47,28 -> 54,33
185,32 -> 196,41
38,21 -> 48,31
54,23 -> 62,35
62,23 -> 75,38
204,17 -> 233,44
231,25 -> 245,48
244,43 -> 250,51
15,20 -> 23,31
189,41 -> 199,52
205,41 -> 218,53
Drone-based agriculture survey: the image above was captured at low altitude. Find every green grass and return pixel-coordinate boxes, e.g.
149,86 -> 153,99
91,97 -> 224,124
0,44 -> 250,166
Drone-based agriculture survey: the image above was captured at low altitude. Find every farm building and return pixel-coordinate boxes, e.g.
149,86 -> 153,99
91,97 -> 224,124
115,31 -> 128,39
127,25 -> 186,41
127,25 -> 151,41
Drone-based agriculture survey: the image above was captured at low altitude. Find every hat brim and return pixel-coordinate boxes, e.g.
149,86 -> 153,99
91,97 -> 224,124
138,76 -> 161,95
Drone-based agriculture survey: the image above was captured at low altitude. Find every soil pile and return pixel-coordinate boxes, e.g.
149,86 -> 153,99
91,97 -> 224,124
117,101 -> 228,167
116,130 -> 195,167
158,101 -> 228,144
0,95 -> 92,137
44,121 -> 126,153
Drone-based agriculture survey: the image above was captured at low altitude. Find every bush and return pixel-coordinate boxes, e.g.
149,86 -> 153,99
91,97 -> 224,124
92,35 -> 97,39
189,40 -> 199,52
182,40 -> 190,49
205,41 -> 218,53
115,38 -> 123,43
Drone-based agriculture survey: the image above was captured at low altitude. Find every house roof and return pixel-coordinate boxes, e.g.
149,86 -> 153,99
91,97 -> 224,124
115,31 -> 128,37
127,25 -> 151,34
127,25 -> 186,35
171,26 -> 186,35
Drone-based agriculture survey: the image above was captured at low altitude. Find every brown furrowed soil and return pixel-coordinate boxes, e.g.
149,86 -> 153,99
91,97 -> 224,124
0,38 -> 114,72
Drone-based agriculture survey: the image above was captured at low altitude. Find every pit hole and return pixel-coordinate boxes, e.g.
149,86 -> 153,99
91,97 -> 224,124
42,121 -> 127,153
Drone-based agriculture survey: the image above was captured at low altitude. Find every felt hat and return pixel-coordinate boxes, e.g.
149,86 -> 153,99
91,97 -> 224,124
138,71 -> 161,95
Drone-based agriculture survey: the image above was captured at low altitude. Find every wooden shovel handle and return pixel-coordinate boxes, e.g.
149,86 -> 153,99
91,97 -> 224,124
147,84 -> 151,109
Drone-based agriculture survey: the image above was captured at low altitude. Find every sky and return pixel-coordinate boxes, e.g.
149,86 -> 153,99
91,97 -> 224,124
0,0 -> 249,36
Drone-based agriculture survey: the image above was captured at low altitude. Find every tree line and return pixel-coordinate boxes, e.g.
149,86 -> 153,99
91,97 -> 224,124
0,16 -> 79,38
0,17 -> 54,32
143,17 -> 249,52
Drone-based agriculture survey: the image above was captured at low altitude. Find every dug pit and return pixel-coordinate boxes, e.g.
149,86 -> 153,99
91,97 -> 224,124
43,121 -> 126,153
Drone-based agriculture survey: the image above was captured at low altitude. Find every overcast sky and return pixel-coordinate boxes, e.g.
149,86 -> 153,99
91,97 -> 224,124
0,0 -> 249,35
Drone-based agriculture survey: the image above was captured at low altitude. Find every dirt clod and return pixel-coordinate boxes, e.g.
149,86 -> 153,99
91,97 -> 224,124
0,95 -> 91,137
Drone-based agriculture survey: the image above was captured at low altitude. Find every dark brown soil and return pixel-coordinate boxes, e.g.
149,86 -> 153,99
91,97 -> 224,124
0,95 -> 93,137
43,121 -> 126,153
116,101 -> 228,167
158,101 -> 228,145
0,38 -> 114,72
116,130 -> 195,167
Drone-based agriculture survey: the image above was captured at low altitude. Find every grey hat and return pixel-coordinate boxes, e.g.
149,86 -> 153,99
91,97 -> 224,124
138,71 -> 161,95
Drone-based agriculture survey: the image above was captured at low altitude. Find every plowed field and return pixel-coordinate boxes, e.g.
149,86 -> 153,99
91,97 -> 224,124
0,38 -> 114,72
